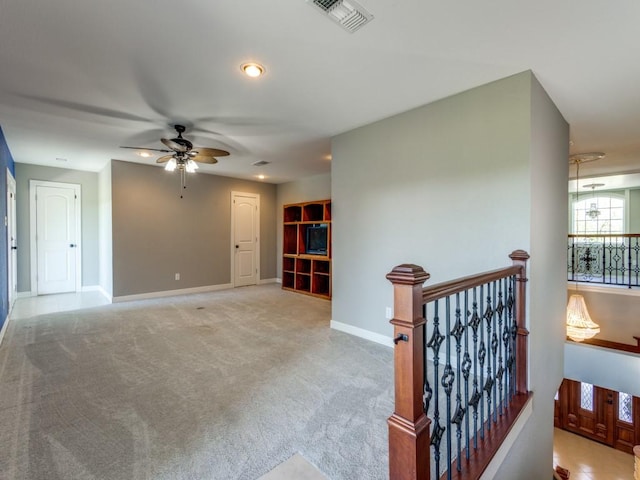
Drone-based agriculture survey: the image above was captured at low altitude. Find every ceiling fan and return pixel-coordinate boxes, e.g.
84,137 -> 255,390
120,124 -> 230,165
120,124 -> 230,197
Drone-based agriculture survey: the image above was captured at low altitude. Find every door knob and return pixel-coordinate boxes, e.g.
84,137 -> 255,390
70,244 -> 77,248
11,246 -> 17,250
235,245 -> 239,248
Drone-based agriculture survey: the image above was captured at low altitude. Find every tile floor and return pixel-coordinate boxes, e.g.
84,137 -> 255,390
554,428 -> 635,480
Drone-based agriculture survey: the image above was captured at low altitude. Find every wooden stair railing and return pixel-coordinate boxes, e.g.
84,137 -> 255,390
387,251 -> 531,480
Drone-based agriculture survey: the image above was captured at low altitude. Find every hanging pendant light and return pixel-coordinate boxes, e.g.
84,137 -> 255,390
566,153 -> 604,342
566,294 -> 600,342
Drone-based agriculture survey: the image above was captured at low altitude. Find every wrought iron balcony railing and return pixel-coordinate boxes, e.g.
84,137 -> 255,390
568,234 -> 640,288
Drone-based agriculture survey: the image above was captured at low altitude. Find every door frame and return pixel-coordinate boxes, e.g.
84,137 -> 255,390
29,180 -> 82,295
230,191 -> 260,287
6,169 -> 16,309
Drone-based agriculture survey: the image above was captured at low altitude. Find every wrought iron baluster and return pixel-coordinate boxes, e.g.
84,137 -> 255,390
442,296 -> 454,480
568,237 -> 574,281
504,277 -> 515,401
496,278 -> 505,416
450,293 -> 466,472
627,236 -> 632,288
510,275 -> 518,393
469,287 -> 481,449
422,304 -> 432,414
428,300 -> 445,477
483,285 -> 494,430
479,285 -> 487,439
490,281 -> 498,423
629,237 -> 640,288
462,291 -> 472,459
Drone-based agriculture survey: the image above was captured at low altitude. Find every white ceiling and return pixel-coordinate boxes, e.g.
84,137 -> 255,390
1,0 -> 639,184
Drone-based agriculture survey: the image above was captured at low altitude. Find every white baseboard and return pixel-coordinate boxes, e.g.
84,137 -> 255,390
0,314 -> 10,348
112,283 -> 233,303
82,285 -> 113,303
17,291 -> 34,298
330,320 -> 394,348
275,278 -> 282,284
258,278 -> 278,285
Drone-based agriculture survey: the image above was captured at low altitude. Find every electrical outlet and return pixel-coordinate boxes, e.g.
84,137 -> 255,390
385,307 -> 393,319
175,273 -> 180,281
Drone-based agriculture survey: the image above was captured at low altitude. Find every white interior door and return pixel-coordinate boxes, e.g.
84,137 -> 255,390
232,192 -> 259,287
31,181 -> 81,295
6,170 -> 17,308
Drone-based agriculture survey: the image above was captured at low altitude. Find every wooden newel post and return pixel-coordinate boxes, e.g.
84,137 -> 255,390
509,250 -> 530,395
386,264 -> 431,480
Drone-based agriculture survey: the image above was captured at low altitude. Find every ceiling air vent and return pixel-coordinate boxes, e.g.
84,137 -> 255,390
307,0 -> 373,33
252,160 -> 270,167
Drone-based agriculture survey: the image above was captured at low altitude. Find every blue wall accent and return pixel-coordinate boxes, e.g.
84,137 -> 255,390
0,125 -> 16,326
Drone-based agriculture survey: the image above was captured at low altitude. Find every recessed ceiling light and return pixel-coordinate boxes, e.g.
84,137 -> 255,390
241,63 -> 265,78
137,151 -> 152,158
55,157 -> 68,162
256,174 -> 266,180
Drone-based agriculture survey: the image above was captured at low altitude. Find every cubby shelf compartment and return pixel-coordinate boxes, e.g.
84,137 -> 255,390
282,199 -> 332,300
283,257 -> 295,273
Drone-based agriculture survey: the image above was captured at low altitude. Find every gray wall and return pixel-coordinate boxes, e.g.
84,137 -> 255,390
331,71 -> 568,478
111,160 -> 277,297
98,163 -> 113,297
567,288 -> 640,344
629,188 -> 640,232
15,163 -> 100,292
495,73 -> 569,479
276,173 -> 331,277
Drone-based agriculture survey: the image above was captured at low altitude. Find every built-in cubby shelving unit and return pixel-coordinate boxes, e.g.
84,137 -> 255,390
282,199 -> 331,299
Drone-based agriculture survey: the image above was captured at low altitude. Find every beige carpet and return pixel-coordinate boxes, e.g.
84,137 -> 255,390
258,453 -> 328,480
0,285 -> 393,479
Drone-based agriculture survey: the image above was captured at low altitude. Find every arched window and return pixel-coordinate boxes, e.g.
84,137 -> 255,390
572,195 -> 624,234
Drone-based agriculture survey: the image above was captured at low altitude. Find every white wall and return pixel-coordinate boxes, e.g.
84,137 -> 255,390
98,161 -> 112,298
564,342 -> 640,397
331,71 -> 568,479
276,173 -> 331,277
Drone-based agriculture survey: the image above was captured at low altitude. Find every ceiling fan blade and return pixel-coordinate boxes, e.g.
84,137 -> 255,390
161,137 -> 187,152
192,156 -> 218,164
156,155 -> 175,163
193,147 -> 230,157
120,146 -> 172,153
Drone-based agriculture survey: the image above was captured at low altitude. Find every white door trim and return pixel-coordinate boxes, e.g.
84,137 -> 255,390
230,191 -> 260,287
29,180 -> 82,294
6,169 -> 16,310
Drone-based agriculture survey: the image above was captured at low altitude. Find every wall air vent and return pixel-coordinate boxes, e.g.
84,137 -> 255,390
252,160 -> 270,167
307,0 -> 373,33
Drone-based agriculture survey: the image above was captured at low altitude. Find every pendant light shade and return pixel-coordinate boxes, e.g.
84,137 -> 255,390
566,294 -> 600,342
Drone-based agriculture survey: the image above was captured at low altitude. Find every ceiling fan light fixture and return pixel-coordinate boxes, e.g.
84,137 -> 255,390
185,159 -> 198,173
241,63 -> 264,78
165,158 -> 177,172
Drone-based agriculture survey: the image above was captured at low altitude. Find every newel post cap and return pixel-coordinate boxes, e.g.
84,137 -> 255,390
386,264 -> 430,286
509,250 -> 530,262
